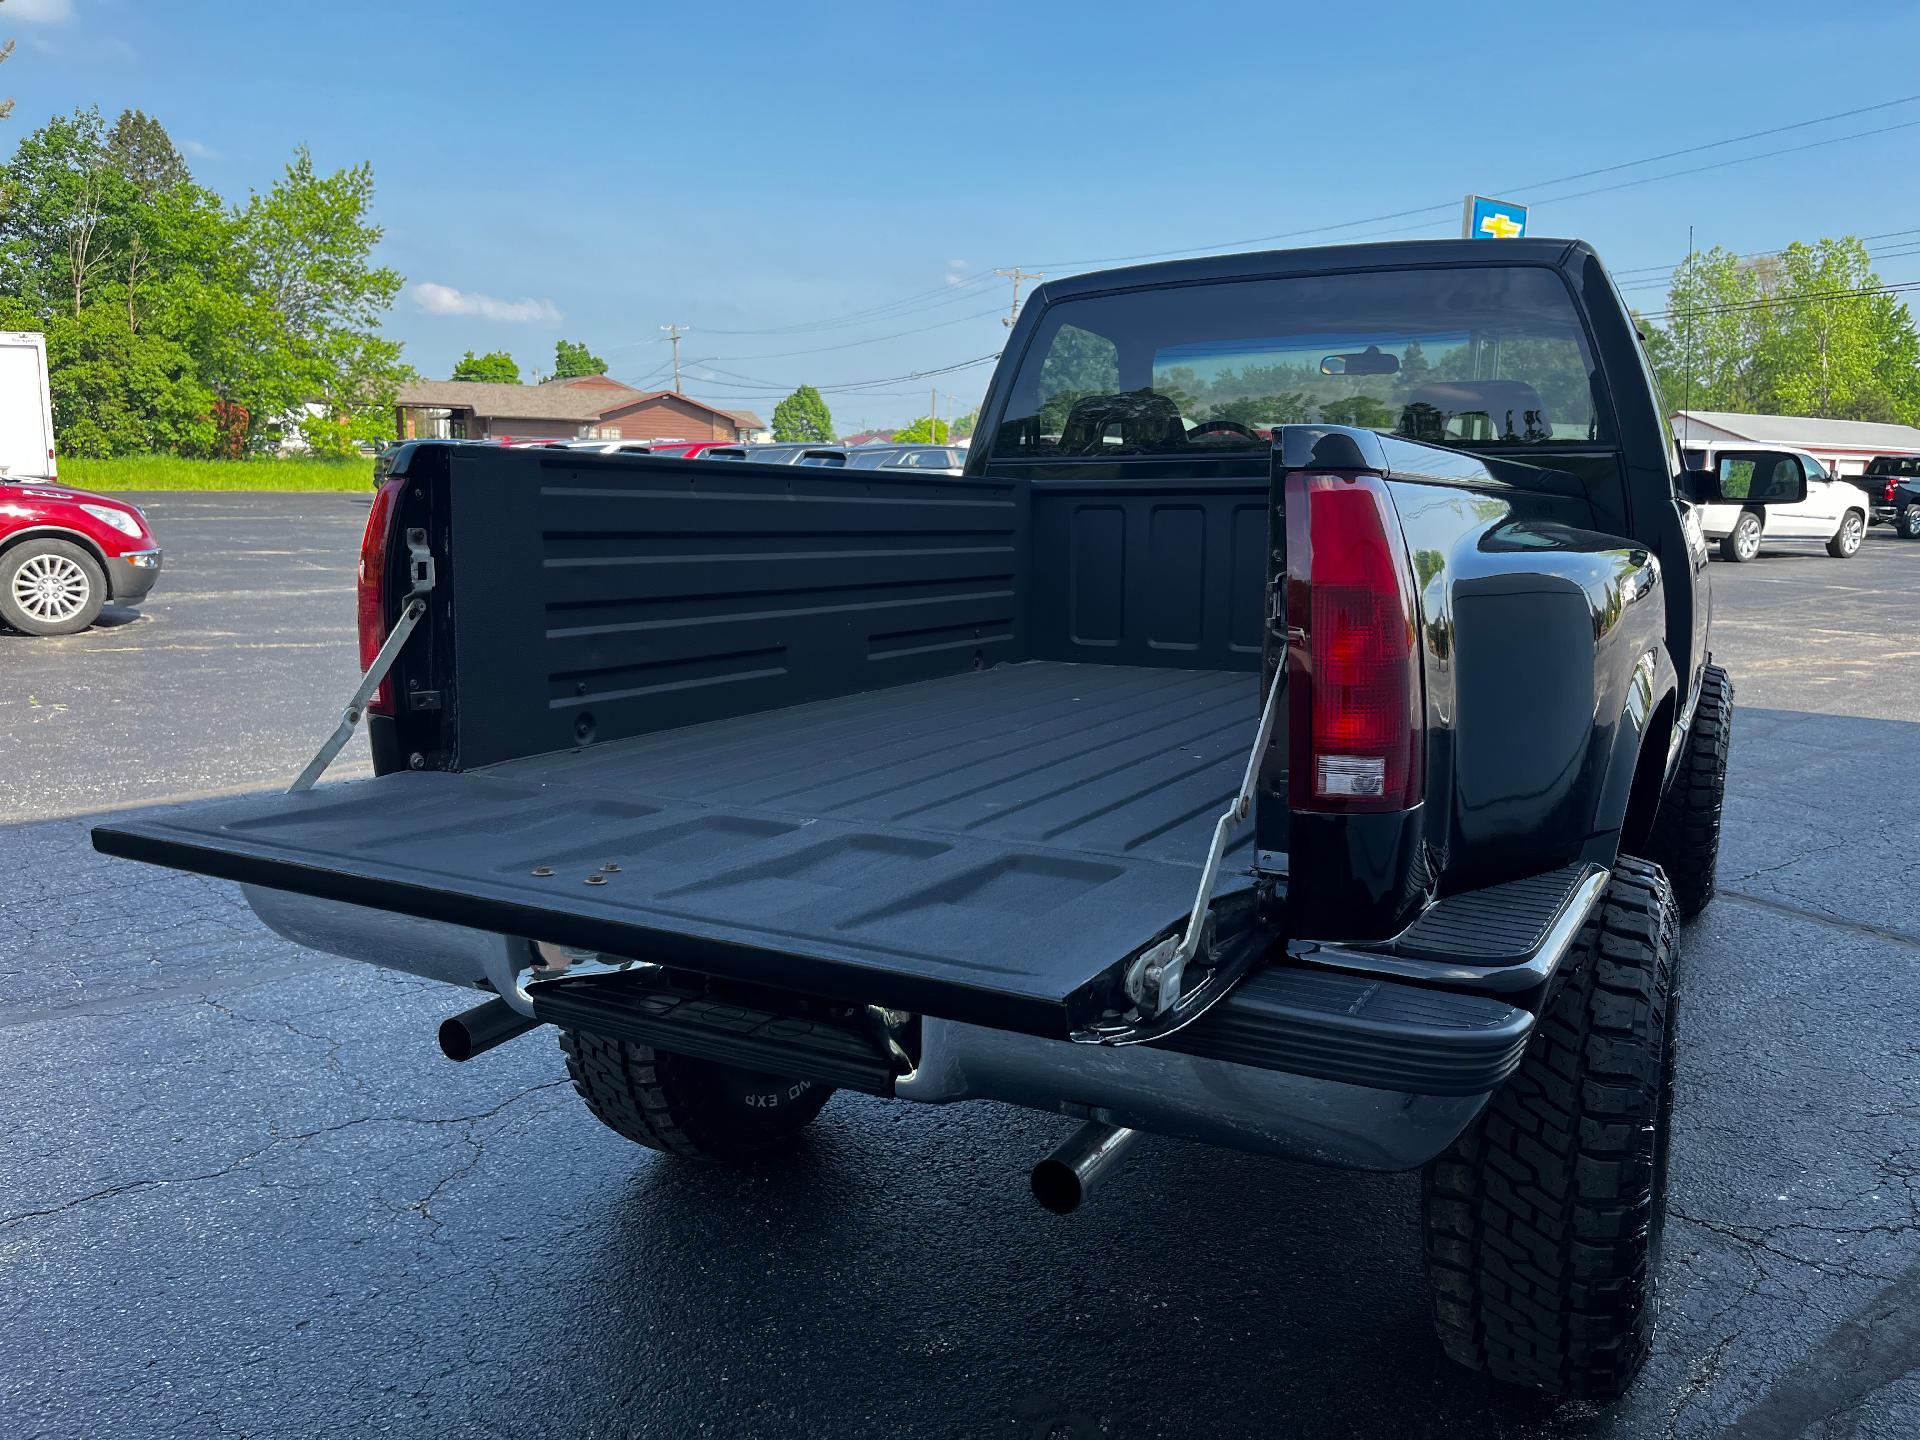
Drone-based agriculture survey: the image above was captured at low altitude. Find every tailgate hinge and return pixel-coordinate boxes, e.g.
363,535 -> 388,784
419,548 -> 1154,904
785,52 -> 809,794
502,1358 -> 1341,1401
288,527 -> 436,794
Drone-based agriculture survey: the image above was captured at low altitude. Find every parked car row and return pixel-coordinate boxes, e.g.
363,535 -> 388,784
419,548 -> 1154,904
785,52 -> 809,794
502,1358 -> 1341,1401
522,437 -> 968,472
703,442 -> 966,473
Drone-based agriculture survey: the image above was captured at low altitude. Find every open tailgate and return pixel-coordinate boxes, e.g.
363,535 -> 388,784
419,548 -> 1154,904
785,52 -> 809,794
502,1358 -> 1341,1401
93,763 -> 1247,1039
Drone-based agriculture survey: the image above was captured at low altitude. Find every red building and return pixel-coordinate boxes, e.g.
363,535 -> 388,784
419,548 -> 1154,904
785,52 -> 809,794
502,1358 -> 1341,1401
396,376 -> 765,445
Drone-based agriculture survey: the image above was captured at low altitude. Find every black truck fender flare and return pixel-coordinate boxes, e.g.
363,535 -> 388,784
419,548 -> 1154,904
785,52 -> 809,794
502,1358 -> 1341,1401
1588,646 -> 1677,858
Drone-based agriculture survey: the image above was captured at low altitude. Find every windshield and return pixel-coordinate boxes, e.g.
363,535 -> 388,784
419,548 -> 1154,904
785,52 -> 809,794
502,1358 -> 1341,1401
992,265 -> 1605,460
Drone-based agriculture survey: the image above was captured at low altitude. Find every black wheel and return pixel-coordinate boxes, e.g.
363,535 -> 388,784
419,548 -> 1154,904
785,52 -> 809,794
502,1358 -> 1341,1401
1645,663 -> 1732,919
0,539 -> 105,636
559,1028 -> 833,1160
1719,511 -> 1762,562
1900,503 -> 1920,540
1422,857 -> 1679,1402
1826,510 -> 1865,558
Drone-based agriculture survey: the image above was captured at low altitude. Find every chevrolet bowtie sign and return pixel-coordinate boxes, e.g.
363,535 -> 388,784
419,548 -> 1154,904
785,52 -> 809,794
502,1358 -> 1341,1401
1464,195 -> 1528,240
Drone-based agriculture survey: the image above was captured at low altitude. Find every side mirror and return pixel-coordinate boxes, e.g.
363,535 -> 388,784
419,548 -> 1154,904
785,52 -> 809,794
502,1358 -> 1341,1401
1680,449 -> 1808,505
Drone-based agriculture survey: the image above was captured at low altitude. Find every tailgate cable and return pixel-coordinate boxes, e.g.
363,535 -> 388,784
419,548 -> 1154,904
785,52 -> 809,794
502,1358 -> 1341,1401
289,528 -> 436,794
1098,670 -> 1282,1035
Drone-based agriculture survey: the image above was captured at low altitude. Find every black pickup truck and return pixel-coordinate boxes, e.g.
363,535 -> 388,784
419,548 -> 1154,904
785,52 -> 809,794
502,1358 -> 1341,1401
96,239 -> 1808,1402
1853,455 -> 1920,537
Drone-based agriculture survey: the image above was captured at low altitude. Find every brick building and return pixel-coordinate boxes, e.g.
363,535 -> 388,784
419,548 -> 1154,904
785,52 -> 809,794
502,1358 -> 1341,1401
396,376 -> 766,444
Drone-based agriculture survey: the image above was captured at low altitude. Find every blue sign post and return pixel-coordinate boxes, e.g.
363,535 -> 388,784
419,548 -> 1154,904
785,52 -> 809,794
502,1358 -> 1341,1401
1463,195 -> 1528,240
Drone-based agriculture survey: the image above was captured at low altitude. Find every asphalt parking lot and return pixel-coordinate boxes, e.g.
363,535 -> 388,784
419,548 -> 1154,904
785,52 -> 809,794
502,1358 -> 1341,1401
4,494 -> 1920,1439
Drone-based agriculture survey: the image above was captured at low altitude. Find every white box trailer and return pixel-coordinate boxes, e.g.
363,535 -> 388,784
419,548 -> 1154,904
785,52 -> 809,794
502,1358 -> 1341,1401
0,331 -> 56,482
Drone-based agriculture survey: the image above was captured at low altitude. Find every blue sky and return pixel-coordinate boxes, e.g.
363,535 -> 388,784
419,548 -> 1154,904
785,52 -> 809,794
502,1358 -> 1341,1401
8,0 -> 1920,426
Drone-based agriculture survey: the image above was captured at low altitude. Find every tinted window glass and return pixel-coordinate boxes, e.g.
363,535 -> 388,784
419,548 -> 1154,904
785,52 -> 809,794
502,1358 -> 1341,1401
994,266 -> 1603,459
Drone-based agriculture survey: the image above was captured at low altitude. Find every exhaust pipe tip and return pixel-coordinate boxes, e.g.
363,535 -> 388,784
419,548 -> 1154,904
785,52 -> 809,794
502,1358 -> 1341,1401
1030,1157 -> 1089,1214
1029,1121 -> 1139,1215
439,996 -> 542,1062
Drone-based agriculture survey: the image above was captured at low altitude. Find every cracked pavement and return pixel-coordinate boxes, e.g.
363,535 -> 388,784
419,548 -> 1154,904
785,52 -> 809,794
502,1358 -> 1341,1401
4,498 -> 1920,1437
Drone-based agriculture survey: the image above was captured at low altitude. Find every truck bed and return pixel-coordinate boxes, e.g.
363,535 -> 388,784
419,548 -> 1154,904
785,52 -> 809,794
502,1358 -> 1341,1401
95,662 -> 1260,1036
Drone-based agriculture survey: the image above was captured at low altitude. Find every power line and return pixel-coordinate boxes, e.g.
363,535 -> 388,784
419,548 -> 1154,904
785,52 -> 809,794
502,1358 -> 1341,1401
1011,92 -> 1920,270
695,304 -> 1009,363
1606,233 -> 1920,298
1618,246 -> 1920,295
618,352 -> 1001,401
693,271 -> 1002,336
1641,278 -> 1920,321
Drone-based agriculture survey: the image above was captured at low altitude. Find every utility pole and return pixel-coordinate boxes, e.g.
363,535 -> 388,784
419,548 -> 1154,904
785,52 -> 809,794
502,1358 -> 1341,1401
994,267 -> 1042,327
661,324 -> 688,391
931,386 -> 938,438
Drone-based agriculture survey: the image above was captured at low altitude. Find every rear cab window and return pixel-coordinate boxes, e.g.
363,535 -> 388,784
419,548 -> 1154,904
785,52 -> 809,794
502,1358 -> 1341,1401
991,267 -> 1608,461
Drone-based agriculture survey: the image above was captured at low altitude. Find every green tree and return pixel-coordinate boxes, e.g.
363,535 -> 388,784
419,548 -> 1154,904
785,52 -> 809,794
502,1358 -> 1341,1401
1761,238 -> 1918,422
1647,246 -> 1767,414
950,411 -> 977,439
0,109 -> 411,457
553,338 -> 606,379
451,349 -> 520,384
892,416 -> 951,443
198,146 -> 408,450
0,108 -> 131,316
772,383 -> 833,441
1645,236 -> 1920,425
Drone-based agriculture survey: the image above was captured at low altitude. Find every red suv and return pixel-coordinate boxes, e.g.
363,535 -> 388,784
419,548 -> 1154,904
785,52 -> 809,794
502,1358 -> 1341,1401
0,478 -> 162,635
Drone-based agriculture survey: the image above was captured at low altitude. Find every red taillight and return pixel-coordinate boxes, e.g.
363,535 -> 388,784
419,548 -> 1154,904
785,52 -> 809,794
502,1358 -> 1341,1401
357,478 -> 404,716
1285,471 -> 1424,813
1887,480 -> 1899,503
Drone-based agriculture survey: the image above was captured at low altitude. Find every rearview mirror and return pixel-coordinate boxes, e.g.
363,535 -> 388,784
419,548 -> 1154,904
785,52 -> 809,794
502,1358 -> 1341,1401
1320,345 -> 1400,377
1681,449 -> 1809,505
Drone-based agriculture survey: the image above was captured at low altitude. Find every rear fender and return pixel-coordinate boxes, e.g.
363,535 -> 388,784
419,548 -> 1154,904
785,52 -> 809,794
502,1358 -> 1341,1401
1390,477 -> 1669,894
1594,656 -> 1675,859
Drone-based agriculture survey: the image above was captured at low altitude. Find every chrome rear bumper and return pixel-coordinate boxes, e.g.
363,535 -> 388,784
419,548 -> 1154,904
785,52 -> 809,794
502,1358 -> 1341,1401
899,1017 -> 1488,1170
242,884 -> 540,1013
243,886 -> 1493,1170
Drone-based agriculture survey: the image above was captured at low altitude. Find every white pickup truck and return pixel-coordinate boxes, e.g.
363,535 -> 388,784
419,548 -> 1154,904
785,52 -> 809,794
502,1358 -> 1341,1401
1692,445 -> 1868,561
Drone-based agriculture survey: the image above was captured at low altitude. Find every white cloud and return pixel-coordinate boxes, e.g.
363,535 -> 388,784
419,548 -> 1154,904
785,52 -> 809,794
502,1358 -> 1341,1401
945,259 -> 971,286
179,138 -> 221,160
7,0 -> 76,23
409,281 -> 561,325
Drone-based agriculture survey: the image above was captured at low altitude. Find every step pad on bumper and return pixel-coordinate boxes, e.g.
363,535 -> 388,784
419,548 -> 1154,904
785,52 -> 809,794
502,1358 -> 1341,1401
1160,967 -> 1532,1096
1387,863 -> 1593,963
531,970 -> 900,1096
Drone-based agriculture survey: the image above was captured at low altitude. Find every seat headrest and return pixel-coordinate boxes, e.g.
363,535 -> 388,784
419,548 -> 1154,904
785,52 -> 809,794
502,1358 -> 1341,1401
1399,381 -> 1549,443
1057,390 -> 1187,454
